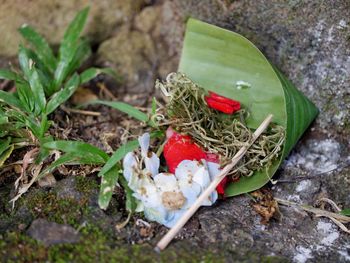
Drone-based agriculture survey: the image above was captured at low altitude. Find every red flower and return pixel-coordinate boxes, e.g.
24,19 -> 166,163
163,132 -> 206,174
163,128 -> 229,195
205,91 -> 240,114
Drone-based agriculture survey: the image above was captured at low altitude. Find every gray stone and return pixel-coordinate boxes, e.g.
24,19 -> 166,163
27,218 -> 80,246
0,0 -> 145,57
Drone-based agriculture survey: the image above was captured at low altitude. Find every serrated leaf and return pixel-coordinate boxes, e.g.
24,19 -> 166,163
98,165 -> 120,210
46,73 -> 80,114
88,100 -> 149,123
18,24 -> 57,73
179,19 -> 318,197
43,140 -> 109,163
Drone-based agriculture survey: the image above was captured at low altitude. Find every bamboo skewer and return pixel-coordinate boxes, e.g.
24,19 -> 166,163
155,114 -> 274,251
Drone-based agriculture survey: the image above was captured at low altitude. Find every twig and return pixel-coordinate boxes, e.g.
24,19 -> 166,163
60,105 -> 101,116
276,161 -> 350,183
276,198 -> 350,224
97,82 -> 117,100
155,114 -> 274,251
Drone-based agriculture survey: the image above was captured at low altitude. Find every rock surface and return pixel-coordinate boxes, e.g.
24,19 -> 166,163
27,218 -> 80,246
0,0 -> 145,56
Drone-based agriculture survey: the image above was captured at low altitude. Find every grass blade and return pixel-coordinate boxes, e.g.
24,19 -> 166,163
18,46 -> 46,114
0,69 -> 19,81
18,25 -> 57,73
89,100 -> 149,123
119,175 -> 137,213
340,209 -> 350,216
98,165 -> 120,210
0,137 -> 11,156
53,7 -> 89,90
66,38 -> 92,77
80,67 -> 120,84
98,139 -> 139,177
43,140 -> 109,163
0,144 -> 14,167
0,90 -> 26,111
46,73 -> 80,114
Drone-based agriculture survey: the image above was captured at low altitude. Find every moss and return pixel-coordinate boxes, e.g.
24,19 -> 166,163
0,224 -> 223,263
23,189 -> 89,227
75,176 -> 98,195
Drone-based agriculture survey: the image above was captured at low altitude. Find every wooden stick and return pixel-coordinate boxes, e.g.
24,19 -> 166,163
155,114 -> 274,252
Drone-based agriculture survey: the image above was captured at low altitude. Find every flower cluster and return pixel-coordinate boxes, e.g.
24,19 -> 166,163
123,133 -> 219,227
122,90 -> 242,227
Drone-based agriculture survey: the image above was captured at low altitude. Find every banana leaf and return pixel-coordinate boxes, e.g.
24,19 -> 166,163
178,19 -> 318,197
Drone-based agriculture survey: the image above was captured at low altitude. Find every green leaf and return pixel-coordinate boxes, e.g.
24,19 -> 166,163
18,24 -> 57,72
179,19 -> 318,197
0,144 -> 14,167
66,38 -> 92,77
98,165 -> 120,210
46,73 -> 80,114
0,137 -> 11,156
98,139 -> 139,177
80,67 -> 120,84
43,140 -> 109,163
54,7 -> 89,90
0,90 -> 26,111
18,46 -> 46,114
119,175 -> 137,213
39,152 -> 95,178
0,69 -> 19,81
28,68 -> 46,116
339,209 -> 350,216
14,79 -> 34,112
88,100 -> 149,123
0,116 -> 8,125
98,131 -> 163,177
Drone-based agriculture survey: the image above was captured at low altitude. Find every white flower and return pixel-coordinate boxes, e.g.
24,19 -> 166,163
122,133 -> 220,227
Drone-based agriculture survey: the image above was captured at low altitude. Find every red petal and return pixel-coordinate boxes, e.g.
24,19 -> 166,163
216,177 -> 228,195
205,91 -> 241,114
205,97 -> 235,114
163,133 -> 206,173
207,91 -> 239,106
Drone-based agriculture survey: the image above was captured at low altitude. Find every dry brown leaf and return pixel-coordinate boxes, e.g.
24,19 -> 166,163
38,173 -> 57,188
71,87 -> 98,105
251,188 -> 281,224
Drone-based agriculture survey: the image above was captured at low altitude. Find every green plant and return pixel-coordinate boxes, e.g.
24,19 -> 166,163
0,7 -> 118,202
0,7 -> 116,166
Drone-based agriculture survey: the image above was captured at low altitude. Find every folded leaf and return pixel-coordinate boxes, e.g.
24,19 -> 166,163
179,19 -> 318,196
46,73 -> 80,114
